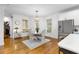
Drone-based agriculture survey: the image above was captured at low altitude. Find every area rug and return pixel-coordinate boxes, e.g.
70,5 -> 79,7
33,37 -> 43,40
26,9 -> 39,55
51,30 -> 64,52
22,39 -> 50,50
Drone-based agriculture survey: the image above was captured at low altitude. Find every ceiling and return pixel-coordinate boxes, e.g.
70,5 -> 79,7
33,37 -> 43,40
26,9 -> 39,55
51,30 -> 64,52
5,4 -> 79,17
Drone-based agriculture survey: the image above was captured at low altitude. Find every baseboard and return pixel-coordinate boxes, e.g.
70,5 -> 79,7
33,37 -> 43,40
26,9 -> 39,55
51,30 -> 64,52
10,35 -> 58,40
45,36 -> 58,40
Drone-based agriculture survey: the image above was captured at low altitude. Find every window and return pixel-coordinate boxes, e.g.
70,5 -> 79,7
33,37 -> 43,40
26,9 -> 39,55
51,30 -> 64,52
47,19 -> 52,33
22,19 -> 28,32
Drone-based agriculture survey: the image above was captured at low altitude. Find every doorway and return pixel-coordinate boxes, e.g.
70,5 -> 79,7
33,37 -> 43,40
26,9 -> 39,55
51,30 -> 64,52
4,21 -> 10,38
4,17 -> 11,47
4,17 -> 10,38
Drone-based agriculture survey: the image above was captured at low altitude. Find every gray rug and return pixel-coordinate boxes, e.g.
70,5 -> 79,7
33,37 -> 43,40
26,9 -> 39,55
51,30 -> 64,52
22,39 -> 50,50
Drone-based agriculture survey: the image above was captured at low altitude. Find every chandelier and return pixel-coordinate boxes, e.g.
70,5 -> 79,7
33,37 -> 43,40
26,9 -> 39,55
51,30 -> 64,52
34,10 -> 40,21
34,10 -> 39,33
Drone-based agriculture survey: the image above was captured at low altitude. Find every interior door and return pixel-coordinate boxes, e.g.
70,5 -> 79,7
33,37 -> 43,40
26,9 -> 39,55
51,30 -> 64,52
63,20 -> 74,34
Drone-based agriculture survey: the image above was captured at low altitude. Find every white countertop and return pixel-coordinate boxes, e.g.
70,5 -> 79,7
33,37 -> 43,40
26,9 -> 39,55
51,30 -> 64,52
58,34 -> 79,53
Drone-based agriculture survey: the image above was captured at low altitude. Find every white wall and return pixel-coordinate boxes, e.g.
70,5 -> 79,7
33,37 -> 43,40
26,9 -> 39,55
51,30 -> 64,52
59,9 -> 79,25
13,14 -> 23,32
12,14 -> 31,33
29,15 -> 58,38
0,5 -> 5,46
12,14 -> 46,34
45,15 -> 58,38
29,17 -> 46,34
11,14 -> 58,39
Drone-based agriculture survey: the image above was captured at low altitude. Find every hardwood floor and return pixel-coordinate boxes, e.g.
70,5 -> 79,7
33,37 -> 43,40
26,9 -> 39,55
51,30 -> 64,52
0,36 -> 60,54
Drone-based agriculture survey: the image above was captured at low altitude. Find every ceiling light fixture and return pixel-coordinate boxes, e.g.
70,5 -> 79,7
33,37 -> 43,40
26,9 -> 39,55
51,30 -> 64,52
34,10 -> 39,33
35,10 -> 40,20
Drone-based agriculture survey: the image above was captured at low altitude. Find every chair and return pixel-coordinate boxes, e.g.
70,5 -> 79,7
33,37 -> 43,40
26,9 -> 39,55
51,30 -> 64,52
40,30 -> 46,41
28,29 -> 46,41
28,29 -> 34,40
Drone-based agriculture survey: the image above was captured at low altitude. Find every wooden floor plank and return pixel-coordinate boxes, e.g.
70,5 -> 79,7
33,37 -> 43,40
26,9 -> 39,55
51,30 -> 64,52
0,36 -> 60,54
